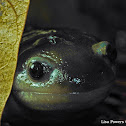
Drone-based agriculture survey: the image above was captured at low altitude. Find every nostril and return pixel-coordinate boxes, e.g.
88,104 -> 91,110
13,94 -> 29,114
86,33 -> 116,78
106,44 -> 117,62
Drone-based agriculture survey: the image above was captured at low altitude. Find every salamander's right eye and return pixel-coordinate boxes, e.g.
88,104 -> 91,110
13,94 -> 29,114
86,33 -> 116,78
27,59 -> 52,81
28,61 -> 45,80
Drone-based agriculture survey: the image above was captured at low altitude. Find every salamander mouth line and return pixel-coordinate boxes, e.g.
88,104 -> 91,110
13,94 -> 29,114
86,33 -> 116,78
13,90 -> 80,95
12,82 -> 112,95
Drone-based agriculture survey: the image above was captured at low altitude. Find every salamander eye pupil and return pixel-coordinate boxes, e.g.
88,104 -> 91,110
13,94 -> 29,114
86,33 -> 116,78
106,44 -> 117,62
29,62 -> 44,80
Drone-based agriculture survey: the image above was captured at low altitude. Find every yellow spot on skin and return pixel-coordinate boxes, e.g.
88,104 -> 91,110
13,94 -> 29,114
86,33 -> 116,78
0,0 -> 30,121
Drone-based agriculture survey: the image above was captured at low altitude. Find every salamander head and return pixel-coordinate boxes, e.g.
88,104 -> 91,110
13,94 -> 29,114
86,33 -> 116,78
12,28 -> 117,111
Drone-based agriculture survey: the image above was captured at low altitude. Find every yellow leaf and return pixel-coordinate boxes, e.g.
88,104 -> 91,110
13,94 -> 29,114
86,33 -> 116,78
0,0 -> 30,123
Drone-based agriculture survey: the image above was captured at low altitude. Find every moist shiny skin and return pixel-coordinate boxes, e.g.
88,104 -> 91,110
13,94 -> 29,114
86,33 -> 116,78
2,28 -> 117,125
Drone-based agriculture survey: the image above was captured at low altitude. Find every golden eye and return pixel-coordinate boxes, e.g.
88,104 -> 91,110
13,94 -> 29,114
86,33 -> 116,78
92,41 -> 109,56
92,41 -> 117,62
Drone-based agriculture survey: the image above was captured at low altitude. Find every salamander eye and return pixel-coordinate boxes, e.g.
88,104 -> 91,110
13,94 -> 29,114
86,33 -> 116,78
92,41 -> 117,62
19,56 -> 54,84
28,61 -> 50,80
